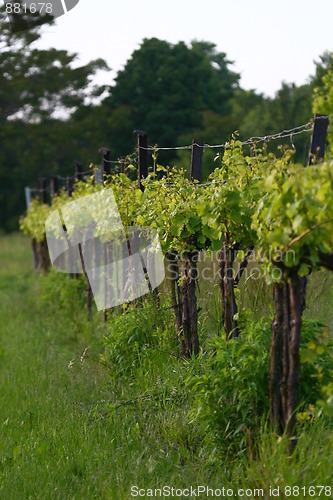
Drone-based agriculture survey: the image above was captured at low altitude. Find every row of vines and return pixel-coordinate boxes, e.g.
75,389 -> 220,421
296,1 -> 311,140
20,138 -> 333,449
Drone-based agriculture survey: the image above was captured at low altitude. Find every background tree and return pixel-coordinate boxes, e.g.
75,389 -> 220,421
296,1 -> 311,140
100,38 -> 240,164
235,52 -> 333,165
0,5 -> 108,230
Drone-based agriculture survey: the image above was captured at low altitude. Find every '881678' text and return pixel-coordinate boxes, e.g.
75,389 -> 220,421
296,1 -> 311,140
5,3 -> 53,15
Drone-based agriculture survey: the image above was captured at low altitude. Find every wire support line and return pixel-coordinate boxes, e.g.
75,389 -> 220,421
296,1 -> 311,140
158,176 -> 265,189
103,151 -> 139,164
138,115 -> 333,152
56,175 -> 71,181
25,114 -> 332,199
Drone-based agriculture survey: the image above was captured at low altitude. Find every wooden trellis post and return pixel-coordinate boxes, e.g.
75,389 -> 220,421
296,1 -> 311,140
190,138 -> 203,181
39,177 -> 47,204
75,161 -> 84,181
99,147 -> 111,179
25,187 -> 31,209
134,130 -> 148,191
50,175 -> 59,201
308,114 -> 329,165
36,177 -> 50,272
66,176 -> 74,197
25,186 -> 38,270
120,157 -> 125,174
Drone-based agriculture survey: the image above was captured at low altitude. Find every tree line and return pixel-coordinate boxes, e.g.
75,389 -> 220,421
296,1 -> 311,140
1,5 -> 332,230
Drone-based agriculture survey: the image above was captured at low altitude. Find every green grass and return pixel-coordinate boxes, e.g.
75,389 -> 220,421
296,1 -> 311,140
0,234 -> 332,499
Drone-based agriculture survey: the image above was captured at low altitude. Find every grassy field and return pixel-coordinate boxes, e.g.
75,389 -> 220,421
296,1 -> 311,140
0,233 -> 332,499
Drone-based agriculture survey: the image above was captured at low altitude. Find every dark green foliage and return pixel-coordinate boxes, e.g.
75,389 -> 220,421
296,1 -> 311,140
101,297 -> 178,379
38,268 -> 90,338
0,5 -> 108,230
235,83 -> 314,164
0,6 -> 106,122
187,318 -> 333,461
101,38 -> 240,161
187,319 -> 271,460
299,320 -> 333,412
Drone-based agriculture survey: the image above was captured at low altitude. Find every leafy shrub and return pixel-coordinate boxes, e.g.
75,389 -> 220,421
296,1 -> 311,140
187,319 -> 271,461
188,318 -> 333,461
101,296 -> 177,379
38,268 -> 89,338
299,320 -> 333,417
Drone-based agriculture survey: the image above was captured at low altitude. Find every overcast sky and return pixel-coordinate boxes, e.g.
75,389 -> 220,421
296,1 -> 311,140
35,0 -> 333,97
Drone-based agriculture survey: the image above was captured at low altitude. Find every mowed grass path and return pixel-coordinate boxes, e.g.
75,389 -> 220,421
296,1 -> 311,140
0,234 -> 122,497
